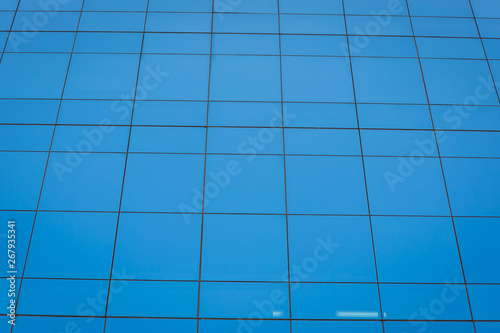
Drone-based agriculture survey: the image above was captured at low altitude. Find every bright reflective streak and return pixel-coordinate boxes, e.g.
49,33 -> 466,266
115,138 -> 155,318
335,311 -> 379,318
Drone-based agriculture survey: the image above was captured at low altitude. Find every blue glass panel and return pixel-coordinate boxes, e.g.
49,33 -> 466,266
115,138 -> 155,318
279,0 -> 343,14
143,33 -> 211,54
0,0 -> 18,10
293,321 -> 383,333
121,154 -> 205,212
0,152 -> 47,210
217,0 -> 277,13
344,0 -> 408,15
431,106 -> 500,131
6,32 -> 74,53
58,100 -> 132,125
288,215 -> 376,282
107,281 -> 198,317
18,0 -> 83,10
12,316 -> 104,333
409,0 -> 472,17
0,12 -> 14,31
283,103 -> 358,128
361,130 -> 438,156
285,129 -> 360,155
210,55 -> 281,102
0,125 -> 53,151
364,157 -> 450,215
373,217 -> 463,283
352,58 -> 427,103
74,32 -> 143,53
421,59 -> 498,105
346,15 -> 412,36
476,18 -> 500,38
79,12 -> 145,32
52,125 -> 129,153
476,322 -> 500,333
0,32 -> 7,47
149,0 -> 212,12
358,104 -> 432,129
12,12 -> 80,31
455,218 -> 500,283
286,156 -> 368,214
0,53 -> 70,99
349,36 -> 417,57
112,213 -> 201,280
83,0 -> 148,11
208,127 -> 283,154
280,14 -> 345,34
214,14 -> 278,33
468,285 -> 500,320
417,37 -> 485,59
204,155 -> 286,214
200,320 -> 289,333
201,215 -> 288,281
439,131 -> 500,157
483,39 -> 500,59
17,279 -> 109,316
105,319 -> 196,333
129,127 -> 206,153
199,282 -> 290,318
24,212 -> 116,279
471,0 -> 500,18
442,158 -> 500,216
208,102 -> 282,127
292,283 -> 380,319
0,211 -> 34,278
146,13 -> 212,33
212,34 -> 279,55
133,101 -> 207,126
385,321 -> 474,333
380,284 -> 472,320
282,56 -> 354,103
411,17 -> 478,37
39,153 -> 125,211
281,35 -> 347,56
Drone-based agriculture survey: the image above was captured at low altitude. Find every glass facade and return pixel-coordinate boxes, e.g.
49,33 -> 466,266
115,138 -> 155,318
0,0 -> 499,332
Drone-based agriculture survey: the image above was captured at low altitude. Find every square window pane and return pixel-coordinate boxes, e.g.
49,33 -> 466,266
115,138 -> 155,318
280,14 -> 345,34
279,0 -> 343,14
74,32 -> 143,53
19,0 -> 83,10
293,321 -> 383,333
143,33 -> 210,54
58,100 -> 131,125
146,13 -> 212,33
409,0 -> 472,17
417,37 -> 485,59
468,285 -> 500,320
0,125 -> 53,151
105,319 -> 196,333
200,320 -> 289,333
344,0 -> 407,15
79,12 -> 145,32
214,13 -> 278,33
346,15 -> 412,36
411,17 -> 478,37
6,32 -> 74,53
385,321 -> 474,333
283,103 -> 358,128
133,101 -> 207,126
439,131 -> 500,158
208,102 -> 282,127
212,34 -> 279,55
285,129 -> 360,155
52,125 -> 130,153
358,104 -> 432,130
83,0 -> 148,11
471,0 -> 500,18
13,12 -> 80,31
361,130 -> 438,156
149,0 -> 212,12
208,127 -> 283,154
129,127 -> 206,153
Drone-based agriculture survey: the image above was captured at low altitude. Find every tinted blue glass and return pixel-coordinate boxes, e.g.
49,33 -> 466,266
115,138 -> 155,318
0,12 -> 14,31
431,106 -> 500,131
6,31 -> 74,53
0,125 -> 53,151
212,34 -> 279,55
483,39 -> 500,59
79,12 -> 145,32
476,18 -> 500,38
364,157 -> 450,215
208,102 -> 282,127
417,37 -> 485,59
281,35 -> 347,56
12,316 -> 104,333
282,56 -> 354,102
285,129 -> 360,155
409,0 -> 472,17
112,213 -> 201,280
283,103 -> 358,128
380,284 -> 472,320
352,58 -> 427,103
138,55 -> 210,100
129,127 -> 206,153
361,130 -> 438,156
24,212 -> 116,278
292,283 -> 380,319
216,0 -> 277,13
411,17 -> 478,37
279,0 -> 343,14
384,321 -> 474,333
421,59 -> 498,105
0,211 -> 34,278
107,281 -> 198,317
39,153 -> 125,211
12,12 -> 80,31
214,13 -> 278,33
280,14 -> 345,34
346,15 -> 412,36
468,285 -> 500,320
74,32 -> 143,53
471,0 -> 500,18
51,125 -> 129,153
439,131 -> 500,157
358,104 -> 432,129
199,282 -> 289,318
0,53 -> 70,98
442,158 -> 500,216
105,319 -> 196,333
0,152 -> 47,210
455,218 -> 500,283
146,13 -> 212,33
18,0 -> 83,10
288,216 -> 376,282
201,215 -> 288,281
211,55 -> 281,101
476,322 -> 500,333
293,321 -> 383,333
344,0 -> 407,15
83,0 -> 148,11
349,36 -> 417,57
149,0 -> 212,12
373,217 -> 463,283
0,32 -> 7,47
58,100 -> 132,125
121,154 -> 205,212
133,101 -> 207,126
286,156 -> 368,214
491,60 -> 500,85
64,54 -> 140,99
143,33 -> 211,54
208,127 -> 283,154
200,320 -> 289,333
17,279 -> 109,316
0,0 -> 18,10
204,155 -> 285,214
